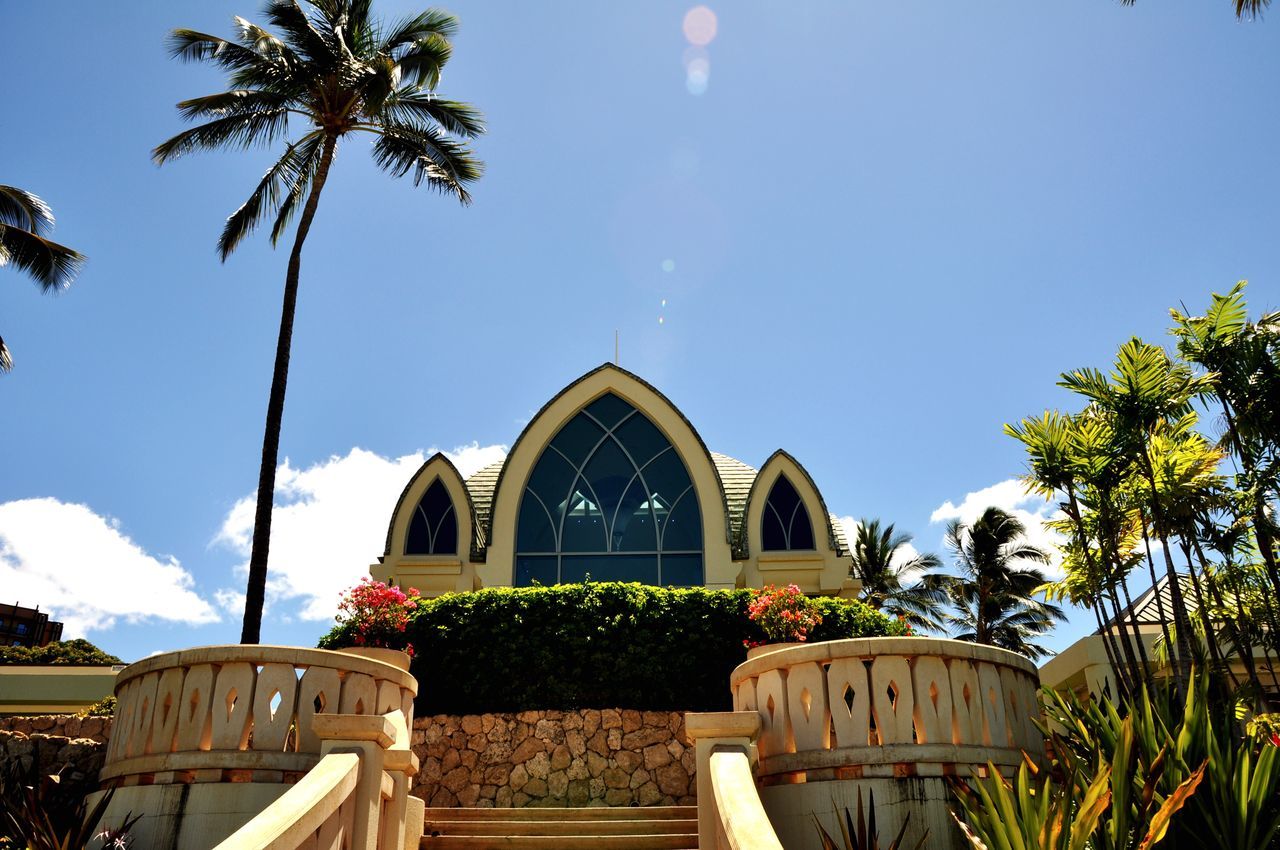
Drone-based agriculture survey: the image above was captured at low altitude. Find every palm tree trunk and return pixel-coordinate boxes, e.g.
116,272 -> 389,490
1140,452 -> 1196,693
1115,570 -> 1155,692
1137,507 -> 1178,677
1187,536 -> 1258,695
1092,599 -> 1129,702
240,134 -> 339,645
1217,397 -> 1280,604
1181,540 -> 1237,689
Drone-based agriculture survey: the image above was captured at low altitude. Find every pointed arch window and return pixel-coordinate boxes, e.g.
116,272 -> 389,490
405,479 -> 458,555
515,392 -> 703,586
762,475 -> 815,551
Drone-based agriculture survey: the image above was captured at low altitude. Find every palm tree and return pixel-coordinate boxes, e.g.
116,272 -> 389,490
932,507 -> 1065,660
849,518 -> 946,632
1119,0 -> 1268,20
0,186 -> 85,372
156,1 -> 484,643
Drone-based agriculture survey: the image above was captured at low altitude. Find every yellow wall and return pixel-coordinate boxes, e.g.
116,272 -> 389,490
0,665 -> 119,715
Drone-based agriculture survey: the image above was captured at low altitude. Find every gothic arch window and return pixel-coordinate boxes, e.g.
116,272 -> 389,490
515,392 -> 703,586
762,475 -> 815,551
405,479 -> 458,555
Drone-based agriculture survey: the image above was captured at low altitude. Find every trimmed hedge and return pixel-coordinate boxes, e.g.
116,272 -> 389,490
0,638 -> 122,666
318,582 -> 904,714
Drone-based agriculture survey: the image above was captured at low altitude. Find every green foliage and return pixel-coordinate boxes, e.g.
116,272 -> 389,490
813,787 -> 929,850
77,695 -> 117,718
318,582 -> 903,714
0,762 -> 136,850
0,639 -> 121,667
954,670 -> 1280,850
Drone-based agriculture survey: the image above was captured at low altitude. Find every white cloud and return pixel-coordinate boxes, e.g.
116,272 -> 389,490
215,443 -> 507,622
930,479 -> 1066,577
0,498 -> 218,636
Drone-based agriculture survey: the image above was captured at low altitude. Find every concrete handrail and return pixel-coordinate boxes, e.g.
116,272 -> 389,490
213,751 -> 359,849
709,748 -> 784,850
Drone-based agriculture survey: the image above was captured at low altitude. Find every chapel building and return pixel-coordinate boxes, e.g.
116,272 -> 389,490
371,364 -> 859,598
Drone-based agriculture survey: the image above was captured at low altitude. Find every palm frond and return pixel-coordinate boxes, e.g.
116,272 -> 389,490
393,33 -> 452,90
269,134 -> 326,245
380,9 -> 457,54
176,90 -> 293,121
0,223 -> 86,292
370,120 -> 481,201
0,335 -> 11,373
218,132 -> 323,259
263,1 -> 338,70
0,186 -> 55,233
383,91 -> 485,137
153,107 -> 291,163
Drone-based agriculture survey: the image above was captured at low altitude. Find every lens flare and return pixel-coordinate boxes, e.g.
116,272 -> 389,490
661,260 -> 675,273
682,6 -> 717,46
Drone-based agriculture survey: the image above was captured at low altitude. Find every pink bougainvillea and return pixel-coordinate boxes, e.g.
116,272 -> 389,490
336,578 -> 419,657
744,583 -> 822,648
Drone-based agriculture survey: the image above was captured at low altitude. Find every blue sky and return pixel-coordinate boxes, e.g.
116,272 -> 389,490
1,1 -> 1277,662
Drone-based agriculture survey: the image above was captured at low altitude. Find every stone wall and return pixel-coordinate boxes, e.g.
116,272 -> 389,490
0,714 -> 112,743
0,729 -> 107,802
411,709 -> 697,808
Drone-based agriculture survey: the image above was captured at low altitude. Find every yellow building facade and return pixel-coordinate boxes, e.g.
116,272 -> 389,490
371,364 -> 859,598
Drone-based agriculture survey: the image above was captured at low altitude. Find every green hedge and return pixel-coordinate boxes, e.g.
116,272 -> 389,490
0,638 -> 122,666
318,582 -> 905,714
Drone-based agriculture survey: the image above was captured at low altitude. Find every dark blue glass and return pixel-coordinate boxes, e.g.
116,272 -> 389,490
516,556 -> 558,586
660,554 -> 703,586
406,479 -> 457,555
562,554 -> 659,585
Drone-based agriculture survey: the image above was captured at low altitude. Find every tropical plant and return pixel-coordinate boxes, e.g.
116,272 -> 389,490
0,762 -> 136,850
849,518 -> 947,632
0,639 -> 122,667
812,787 -> 928,850
155,0 -> 484,643
1040,670 -> 1280,850
0,185 -> 84,372
929,506 -> 1065,660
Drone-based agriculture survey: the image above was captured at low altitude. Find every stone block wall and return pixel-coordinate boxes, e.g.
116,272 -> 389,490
411,709 -> 697,808
0,714 -> 112,743
0,729 -> 107,802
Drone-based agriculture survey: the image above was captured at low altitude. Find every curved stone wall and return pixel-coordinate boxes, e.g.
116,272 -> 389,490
730,637 -> 1043,849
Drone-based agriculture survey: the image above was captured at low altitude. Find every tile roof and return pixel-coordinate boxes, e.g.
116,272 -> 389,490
711,452 -> 758,557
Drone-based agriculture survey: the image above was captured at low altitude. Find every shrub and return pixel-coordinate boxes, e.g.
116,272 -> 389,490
319,582 -> 903,714
0,639 -> 121,666
78,695 -> 117,718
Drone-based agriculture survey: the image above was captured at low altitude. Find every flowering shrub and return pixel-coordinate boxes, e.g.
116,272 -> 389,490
335,578 -> 419,657
745,584 -> 822,647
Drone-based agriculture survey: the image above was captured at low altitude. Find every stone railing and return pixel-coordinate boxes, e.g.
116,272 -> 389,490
726,638 -> 1043,850
216,711 -> 422,850
101,645 -> 415,788
686,712 -> 783,850
731,637 -> 1042,780
91,645 -> 417,849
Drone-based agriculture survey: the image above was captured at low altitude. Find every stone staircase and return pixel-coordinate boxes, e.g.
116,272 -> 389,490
420,806 -> 699,849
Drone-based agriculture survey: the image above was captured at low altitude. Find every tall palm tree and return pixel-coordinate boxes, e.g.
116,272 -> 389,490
0,186 -> 85,372
932,506 -> 1065,660
849,518 -> 947,632
156,1 -> 484,643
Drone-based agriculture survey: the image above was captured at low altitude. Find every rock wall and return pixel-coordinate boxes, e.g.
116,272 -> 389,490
0,714 -> 112,743
0,729 -> 107,801
411,709 -> 696,808
0,710 -> 696,809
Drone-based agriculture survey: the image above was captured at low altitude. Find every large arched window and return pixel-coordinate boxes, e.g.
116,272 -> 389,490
762,475 -> 815,551
405,479 -> 458,555
515,392 -> 703,586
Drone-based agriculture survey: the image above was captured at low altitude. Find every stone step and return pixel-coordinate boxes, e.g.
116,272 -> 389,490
425,819 -> 697,836
420,807 -> 699,850
424,806 -> 696,821
420,835 -> 697,850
